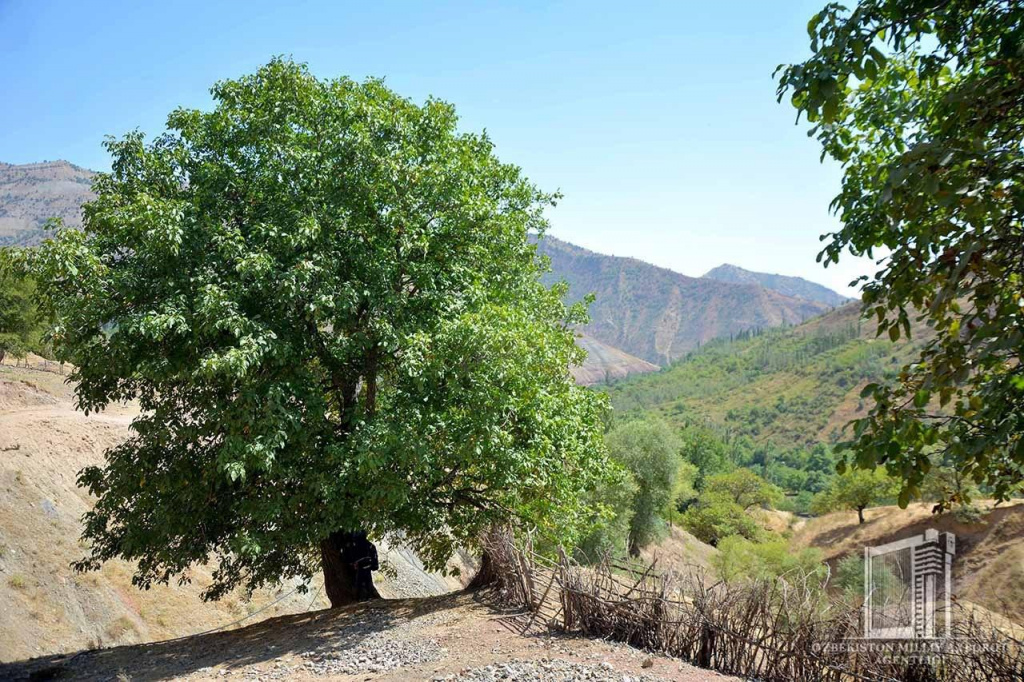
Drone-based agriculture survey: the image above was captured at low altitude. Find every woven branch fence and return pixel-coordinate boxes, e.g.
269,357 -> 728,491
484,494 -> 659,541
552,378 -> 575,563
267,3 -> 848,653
480,530 -> 1024,682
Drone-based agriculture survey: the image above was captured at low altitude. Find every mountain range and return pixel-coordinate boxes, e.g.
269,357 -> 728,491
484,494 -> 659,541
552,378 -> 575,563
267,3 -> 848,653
536,236 -> 837,367
1,160 -> 850,384
703,263 -> 850,307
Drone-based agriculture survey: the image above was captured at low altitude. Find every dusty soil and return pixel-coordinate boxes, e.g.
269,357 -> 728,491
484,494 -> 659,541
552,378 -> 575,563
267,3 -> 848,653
0,362 -> 466,663
0,592 -> 737,681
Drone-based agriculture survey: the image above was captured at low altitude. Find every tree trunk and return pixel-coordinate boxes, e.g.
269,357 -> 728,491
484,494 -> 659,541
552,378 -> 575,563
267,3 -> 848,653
857,506 -> 866,524
468,550 -> 496,589
319,532 -> 380,608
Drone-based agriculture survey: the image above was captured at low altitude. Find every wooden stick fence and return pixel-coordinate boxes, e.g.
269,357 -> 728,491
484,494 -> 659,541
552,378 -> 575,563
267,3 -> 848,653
479,529 -> 1024,682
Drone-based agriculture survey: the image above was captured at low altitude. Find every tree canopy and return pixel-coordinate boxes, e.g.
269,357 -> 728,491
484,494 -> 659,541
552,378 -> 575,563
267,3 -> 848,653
605,418 -> 680,555
779,1 -> 1024,502
21,59 -> 610,602
703,468 -> 780,512
811,467 -> 899,524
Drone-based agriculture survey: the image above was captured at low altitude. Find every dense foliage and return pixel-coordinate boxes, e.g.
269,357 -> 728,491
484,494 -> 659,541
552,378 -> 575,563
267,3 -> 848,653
0,258 -> 43,364
20,59 -> 611,600
780,1 -> 1024,502
713,536 -> 825,583
604,419 -> 681,555
811,467 -> 900,524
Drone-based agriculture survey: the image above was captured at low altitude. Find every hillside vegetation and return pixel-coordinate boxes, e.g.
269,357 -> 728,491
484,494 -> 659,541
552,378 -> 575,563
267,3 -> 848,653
607,302 -> 926,448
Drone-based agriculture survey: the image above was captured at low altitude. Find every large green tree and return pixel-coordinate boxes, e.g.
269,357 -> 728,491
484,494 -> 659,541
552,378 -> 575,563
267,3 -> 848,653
779,1 -> 1024,502
23,59 -> 610,606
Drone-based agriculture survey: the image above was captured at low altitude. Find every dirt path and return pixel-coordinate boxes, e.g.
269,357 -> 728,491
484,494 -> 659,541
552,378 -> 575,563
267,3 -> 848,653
0,592 -> 736,682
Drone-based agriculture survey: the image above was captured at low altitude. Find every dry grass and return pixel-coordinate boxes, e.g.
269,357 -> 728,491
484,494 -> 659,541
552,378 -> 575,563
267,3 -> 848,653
792,501 -> 1024,625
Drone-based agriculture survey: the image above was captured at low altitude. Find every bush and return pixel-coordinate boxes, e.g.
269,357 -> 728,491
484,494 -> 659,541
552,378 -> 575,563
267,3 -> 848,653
776,490 -> 815,515
576,466 -> 638,562
832,552 -> 901,604
832,553 -> 864,599
713,536 -> 826,583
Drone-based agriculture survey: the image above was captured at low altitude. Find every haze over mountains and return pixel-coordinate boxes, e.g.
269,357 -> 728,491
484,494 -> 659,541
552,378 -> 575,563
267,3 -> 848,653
1,160 -> 850,383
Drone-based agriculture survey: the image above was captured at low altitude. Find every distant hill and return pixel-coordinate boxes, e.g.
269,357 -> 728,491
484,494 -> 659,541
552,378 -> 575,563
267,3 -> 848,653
536,236 -> 831,366
703,263 -> 850,307
606,301 -> 928,447
0,161 -> 94,246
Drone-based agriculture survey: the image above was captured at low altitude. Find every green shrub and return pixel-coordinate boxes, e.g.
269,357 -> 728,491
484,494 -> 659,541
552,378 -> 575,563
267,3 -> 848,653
576,466 -> 637,562
713,536 -> 826,582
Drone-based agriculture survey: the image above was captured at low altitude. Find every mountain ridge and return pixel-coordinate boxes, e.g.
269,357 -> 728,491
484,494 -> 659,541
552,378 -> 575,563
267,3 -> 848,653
702,262 -> 850,307
536,236 -> 832,365
0,160 -> 94,246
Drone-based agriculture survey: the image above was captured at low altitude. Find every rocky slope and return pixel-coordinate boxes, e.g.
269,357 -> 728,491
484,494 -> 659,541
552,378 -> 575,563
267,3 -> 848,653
0,161 -> 94,246
702,263 -> 850,307
571,334 -> 659,385
537,236 -> 831,365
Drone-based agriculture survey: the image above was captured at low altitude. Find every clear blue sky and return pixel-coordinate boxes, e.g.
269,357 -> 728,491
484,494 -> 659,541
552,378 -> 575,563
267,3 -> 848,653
0,0 -> 870,295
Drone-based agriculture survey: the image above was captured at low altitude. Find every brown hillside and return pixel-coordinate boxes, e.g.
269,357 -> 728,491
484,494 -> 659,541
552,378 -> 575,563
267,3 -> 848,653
571,334 -> 659,385
0,161 -> 95,246
792,502 -> 1024,626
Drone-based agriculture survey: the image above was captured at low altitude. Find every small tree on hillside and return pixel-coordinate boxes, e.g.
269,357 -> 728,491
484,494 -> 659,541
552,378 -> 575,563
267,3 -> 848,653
22,59 -> 611,606
703,468 -> 780,511
682,491 -> 762,547
606,418 -> 680,556
811,468 -> 899,524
